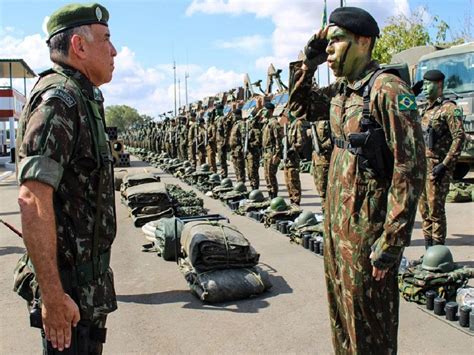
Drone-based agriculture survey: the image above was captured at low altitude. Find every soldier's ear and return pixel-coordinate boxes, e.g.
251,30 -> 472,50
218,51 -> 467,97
70,34 -> 87,59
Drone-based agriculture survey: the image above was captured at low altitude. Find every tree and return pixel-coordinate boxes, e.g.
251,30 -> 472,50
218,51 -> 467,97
373,9 -> 465,64
105,105 -> 151,132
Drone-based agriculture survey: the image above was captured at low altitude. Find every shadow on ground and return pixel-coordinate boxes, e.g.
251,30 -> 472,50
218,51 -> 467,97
0,246 -> 25,256
117,263 -> 292,314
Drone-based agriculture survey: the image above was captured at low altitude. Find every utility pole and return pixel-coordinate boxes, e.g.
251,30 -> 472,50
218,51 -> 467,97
178,78 -> 181,109
185,71 -> 189,106
173,60 -> 177,116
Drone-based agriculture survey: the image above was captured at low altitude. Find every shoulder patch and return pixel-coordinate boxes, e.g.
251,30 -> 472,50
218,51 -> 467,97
453,107 -> 463,117
42,88 -> 77,108
397,94 -> 417,111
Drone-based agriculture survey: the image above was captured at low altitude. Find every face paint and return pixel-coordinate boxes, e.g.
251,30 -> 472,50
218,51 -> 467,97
422,80 -> 441,101
326,26 -> 370,81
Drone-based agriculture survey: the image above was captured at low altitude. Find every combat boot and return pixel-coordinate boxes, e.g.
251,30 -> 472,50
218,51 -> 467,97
424,239 -> 433,250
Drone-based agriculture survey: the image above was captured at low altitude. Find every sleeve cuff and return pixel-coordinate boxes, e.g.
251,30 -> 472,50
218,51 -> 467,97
17,155 -> 63,190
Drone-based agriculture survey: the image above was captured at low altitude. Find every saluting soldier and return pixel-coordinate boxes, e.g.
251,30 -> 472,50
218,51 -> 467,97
289,6 -> 426,353
417,70 -> 465,248
245,114 -> 262,190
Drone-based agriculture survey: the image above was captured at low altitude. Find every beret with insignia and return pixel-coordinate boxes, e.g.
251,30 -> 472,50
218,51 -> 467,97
329,6 -> 379,37
264,102 -> 275,110
47,3 -> 109,41
233,108 -> 242,115
423,70 -> 445,82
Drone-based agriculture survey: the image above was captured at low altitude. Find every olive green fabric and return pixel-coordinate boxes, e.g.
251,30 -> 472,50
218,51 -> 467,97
47,3 -> 109,40
180,221 -> 260,272
263,205 -> 302,227
446,182 -> 474,203
235,200 -> 271,215
398,265 -> 474,304
179,258 -> 272,303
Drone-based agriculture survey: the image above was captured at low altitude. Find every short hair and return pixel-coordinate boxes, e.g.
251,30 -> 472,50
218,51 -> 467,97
48,25 -> 93,63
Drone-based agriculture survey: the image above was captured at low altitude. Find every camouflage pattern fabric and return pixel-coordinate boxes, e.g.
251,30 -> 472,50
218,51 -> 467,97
221,190 -> 248,203
311,120 -> 332,212
178,123 -> 188,160
211,186 -> 233,199
229,120 -> 246,182
216,113 -> 233,177
288,223 -> 324,245
290,60 -> 426,354
235,200 -> 271,216
262,205 -> 302,228
15,63 -> 117,319
245,118 -> 262,189
262,117 -> 283,197
187,121 -> 198,167
284,118 -> 308,205
446,182 -> 474,203
398,266 -> 473,304
418,98 -> 465,245
206,120 -> 218,172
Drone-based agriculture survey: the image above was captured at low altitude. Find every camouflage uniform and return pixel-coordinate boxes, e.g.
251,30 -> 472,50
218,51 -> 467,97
418,98 -> 465,245
178,120 -> 188,161
262,116 -> 283,198
206,116 -> 218,172
312,120 -> 333,212
245,117 -> 262,190
216,113 -> 233,177
197,122 -> 207,166
290,60 -> 426,353
15,64 -> 117,351
229,117 -> 246,182
187,120 -> 198,168
284,118 -> 308,205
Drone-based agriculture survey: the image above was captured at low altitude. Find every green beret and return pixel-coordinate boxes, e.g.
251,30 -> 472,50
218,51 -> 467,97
329,6 -> 379,37
423,70 -> 445,81
47,3 -> 109,40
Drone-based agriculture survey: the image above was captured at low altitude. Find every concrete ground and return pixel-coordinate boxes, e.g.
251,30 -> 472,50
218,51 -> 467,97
0,157 -> 473,354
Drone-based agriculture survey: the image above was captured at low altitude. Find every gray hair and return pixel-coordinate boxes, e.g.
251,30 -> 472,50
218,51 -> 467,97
48,25 -> 93,63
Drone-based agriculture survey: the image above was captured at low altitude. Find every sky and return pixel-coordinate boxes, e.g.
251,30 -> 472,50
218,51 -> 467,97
0,0 -> 472,118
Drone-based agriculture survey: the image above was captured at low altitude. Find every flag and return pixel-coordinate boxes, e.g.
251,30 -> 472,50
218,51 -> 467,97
321,0 -> 327,29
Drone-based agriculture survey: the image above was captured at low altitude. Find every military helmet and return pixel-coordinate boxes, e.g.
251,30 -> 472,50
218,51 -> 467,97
200,163 -> 210,172
234,182 -> 247,193
221,178 -> 233,188
248,189 -> 265,203
184,167 -> 194,175
183,161 -> 191,168
172,158 -> 180,164
270,196 -> 287,212
163,158 -> 170,164
294,210 -> 317,227
209,173 -> 221,183
422,245 -> 456,273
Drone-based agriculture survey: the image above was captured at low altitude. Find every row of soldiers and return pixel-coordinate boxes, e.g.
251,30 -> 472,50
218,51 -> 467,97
123,101 -> 334,208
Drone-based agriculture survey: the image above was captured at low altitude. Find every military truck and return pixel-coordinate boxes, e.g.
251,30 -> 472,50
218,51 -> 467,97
391,42 -> 474,179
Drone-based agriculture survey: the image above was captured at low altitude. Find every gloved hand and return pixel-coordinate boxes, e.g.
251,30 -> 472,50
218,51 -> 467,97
370,238 -> 403,271
304,33 -> 329,68
431,163 -> 446,182
412,80 -> 423,96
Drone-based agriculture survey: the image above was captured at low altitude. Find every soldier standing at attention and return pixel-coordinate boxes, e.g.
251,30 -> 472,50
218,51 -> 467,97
187,112 -> 198,168
245,114 -> 262,190
229,108 -> 246,182
417,70 -> 465,248
284,115 -> 308,205
206,110 -> 218,172
261,102 -> 283,198
15,3 -> 118,353
312,120 -> 333,213
215,104 -> 231,177
197,117 -> 207,166
289,7 -> 426,353
178,116 -> 188,160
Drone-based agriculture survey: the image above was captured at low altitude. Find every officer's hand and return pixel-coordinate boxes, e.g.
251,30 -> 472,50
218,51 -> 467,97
431,163 -> 446,182
412,80 -> 423,96
42,293 -> 80,351
304,28 -> 329,67
370,251 -> 388,281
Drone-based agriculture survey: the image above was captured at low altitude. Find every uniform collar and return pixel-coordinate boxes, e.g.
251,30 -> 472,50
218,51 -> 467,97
52,62 -> 104,102
427,96 -> 446,110
341,60 -> 380,93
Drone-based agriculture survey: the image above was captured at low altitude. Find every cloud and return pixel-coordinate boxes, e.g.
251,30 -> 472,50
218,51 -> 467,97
187,0 -> 410,71
214,34 -> 266,52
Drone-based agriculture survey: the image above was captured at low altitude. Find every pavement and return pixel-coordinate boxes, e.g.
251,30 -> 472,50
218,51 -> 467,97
0,157 -> 473,354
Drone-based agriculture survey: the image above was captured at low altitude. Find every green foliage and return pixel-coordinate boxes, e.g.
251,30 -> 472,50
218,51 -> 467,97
105,105 -> 153,131
373,9 -> 465,64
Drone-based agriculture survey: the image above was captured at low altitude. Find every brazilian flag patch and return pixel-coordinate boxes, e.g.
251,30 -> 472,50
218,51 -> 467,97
454,107 -> 463,117
398,94 -> 417,111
